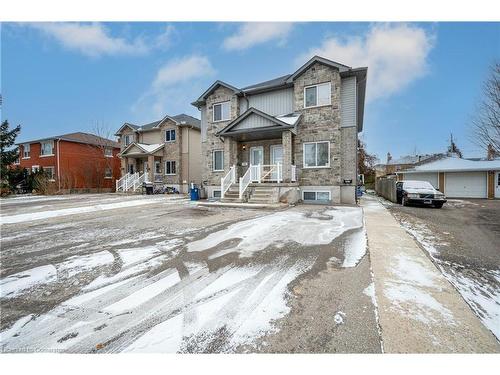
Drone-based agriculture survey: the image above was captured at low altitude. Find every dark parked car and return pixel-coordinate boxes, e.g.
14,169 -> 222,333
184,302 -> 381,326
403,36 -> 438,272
396,180 -> 447,208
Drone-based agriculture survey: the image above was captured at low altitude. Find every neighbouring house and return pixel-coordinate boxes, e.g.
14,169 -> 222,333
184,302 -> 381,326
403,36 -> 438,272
15,132 -> 121,193
375,152 -> 444,178
398,156 -> 500,199
191,56 -> 367,204
115,114 -> 201,193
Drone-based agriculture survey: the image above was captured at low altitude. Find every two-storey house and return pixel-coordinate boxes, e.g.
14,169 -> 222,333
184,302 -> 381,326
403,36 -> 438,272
192,56 -> 367,204
16,132 -> 121,193
115,114 -> 201,193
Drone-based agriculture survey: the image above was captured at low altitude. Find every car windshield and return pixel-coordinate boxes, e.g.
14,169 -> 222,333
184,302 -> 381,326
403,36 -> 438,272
403,181 -> 434,189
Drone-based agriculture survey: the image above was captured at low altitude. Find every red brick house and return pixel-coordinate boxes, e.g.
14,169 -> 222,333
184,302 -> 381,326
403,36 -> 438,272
15,132 -> 121,192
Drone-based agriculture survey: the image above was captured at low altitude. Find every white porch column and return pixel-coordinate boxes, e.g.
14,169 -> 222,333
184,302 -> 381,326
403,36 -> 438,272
282,130 -> 293,182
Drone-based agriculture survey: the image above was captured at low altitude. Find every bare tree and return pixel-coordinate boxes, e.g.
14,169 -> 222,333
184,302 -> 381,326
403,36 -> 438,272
471,62 -> 500,153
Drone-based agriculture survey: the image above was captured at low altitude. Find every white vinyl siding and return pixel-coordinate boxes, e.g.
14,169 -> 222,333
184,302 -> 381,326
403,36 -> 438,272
23,144 -> 30,158
40,141 -> 54,156
213,150 -> 224,171
302,190 -> 331,202
245,88 -> 294,116
213,101 -> 231,122
165,161 -> 176,175
340,76 -> 357,128
304,82 -> 331,108
303,141 -> 330,168
165,129 -> 176,142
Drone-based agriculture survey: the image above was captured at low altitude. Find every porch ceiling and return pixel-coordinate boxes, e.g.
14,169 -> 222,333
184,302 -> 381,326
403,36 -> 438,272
222,126 -> 289,141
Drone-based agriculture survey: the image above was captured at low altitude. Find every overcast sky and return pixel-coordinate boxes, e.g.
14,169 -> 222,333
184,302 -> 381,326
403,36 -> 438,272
2,22 -> 499,160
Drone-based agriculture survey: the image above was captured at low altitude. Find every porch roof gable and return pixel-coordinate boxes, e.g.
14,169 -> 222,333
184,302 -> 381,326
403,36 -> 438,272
216,107 -> 298,138
119,142 -> 164,156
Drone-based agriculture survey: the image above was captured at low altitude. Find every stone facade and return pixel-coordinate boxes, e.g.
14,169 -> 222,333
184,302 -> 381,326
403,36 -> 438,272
199,60 -> 360,204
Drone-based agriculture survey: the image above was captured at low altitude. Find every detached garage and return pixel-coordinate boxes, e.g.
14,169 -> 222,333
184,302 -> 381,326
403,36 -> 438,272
399,157 -> 500,199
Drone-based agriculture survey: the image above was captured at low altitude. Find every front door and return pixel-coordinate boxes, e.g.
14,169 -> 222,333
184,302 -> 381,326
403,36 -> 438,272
270,145 -> 283,181
143,161 -> 149,181
496,172 -> 500,198
129,164 -> 134,174
250,146 -> 263,182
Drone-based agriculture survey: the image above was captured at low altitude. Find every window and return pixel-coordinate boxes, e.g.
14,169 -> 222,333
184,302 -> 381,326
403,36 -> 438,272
14,155 -> 20,164
23,144 -> 31,158
104,167 -> 113,179
104,147 -> 113,157
303,141 -> 330,168
124,135 -> 131,146
165,129 -> 176,142
44,167 -> 55,180
304,82 -> 331,108
40,141 -> 54,156
31,165 -> 40,173
165,161 -> 176,175
213,150 -> 224,171
155,161 -> 161,174
213,190 -> 221,199
213,101 -> 231,122
302,191 -> 331,202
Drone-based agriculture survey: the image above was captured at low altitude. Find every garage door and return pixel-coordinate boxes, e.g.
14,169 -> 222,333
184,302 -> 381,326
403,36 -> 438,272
444,172 -> 487,198
404,172 -> 439,189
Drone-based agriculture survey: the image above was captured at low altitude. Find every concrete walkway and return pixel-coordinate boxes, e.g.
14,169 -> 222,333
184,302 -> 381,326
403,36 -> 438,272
361,195 -> 499,353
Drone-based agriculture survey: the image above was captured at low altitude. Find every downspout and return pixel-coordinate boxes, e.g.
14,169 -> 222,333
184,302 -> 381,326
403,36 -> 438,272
57,138 -> 61,192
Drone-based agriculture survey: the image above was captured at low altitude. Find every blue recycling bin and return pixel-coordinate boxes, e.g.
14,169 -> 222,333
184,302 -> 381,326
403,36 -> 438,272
190,187 -> 199,201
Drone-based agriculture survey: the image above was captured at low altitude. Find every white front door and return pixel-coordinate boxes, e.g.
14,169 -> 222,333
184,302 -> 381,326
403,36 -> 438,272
496,172 -> 500,198
250,146 -> 263,182
143,161 -> 149,181
270,145 -> 283,181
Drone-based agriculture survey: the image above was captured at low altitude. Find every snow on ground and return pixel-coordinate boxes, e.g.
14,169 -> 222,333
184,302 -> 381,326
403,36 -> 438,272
399,218 -> 500,340
0,196 -> 187,224
334,311 -> 346,325
0,265 -> 57,299
187,207 -> 363,258
341,226 -> 367,267
56,251 -> 114,277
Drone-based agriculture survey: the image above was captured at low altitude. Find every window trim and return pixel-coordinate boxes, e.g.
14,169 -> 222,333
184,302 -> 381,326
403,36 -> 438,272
303,82 -> 332,109
31,165 -> 40,173
22,144 -> 31,159
44,166 -> 56,181
212,190 -> 222,199
40,140 -> 54,157
165,129 -> 176,143
104,167 -> 113,179
154,160 -> 161,174
212,149 -> 224,172
164,160 -> 176,176
212,101 -> 231,123
302,190 -> 331,202
302,141 -> 331,169
104,147 -> 113,157
124,135 -> 131,146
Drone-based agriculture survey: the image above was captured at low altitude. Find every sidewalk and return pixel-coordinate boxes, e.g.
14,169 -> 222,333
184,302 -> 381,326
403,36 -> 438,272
361,194 -> 499,353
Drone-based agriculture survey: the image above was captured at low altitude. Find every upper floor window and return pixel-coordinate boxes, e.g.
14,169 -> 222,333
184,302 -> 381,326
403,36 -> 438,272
213,101 -> 231,122
23,144 -> 31,158
124,135 -> 131,146
40,141 -> 54,156
104,147 -> 113,157
303,141 -> 330,168
165,129 -> 176,142
304,82 -> 331,108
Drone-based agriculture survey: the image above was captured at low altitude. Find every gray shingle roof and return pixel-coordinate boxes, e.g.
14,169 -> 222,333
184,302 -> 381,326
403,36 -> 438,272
241,74 -> 292,92
120,113 -> 201,134
18,132 -> 120,148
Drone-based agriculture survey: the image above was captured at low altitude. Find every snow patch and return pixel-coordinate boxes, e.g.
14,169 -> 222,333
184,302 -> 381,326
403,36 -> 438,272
0,265 -> 57,299
341,227 -> 367,267
334,311 -> 346,325
56,251 -> 114,277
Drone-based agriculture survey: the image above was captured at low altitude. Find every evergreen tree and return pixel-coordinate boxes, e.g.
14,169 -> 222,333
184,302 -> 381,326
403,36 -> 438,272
0,120 -> 22,186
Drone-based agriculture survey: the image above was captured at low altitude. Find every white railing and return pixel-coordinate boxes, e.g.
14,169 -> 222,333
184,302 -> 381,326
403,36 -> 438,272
220,165 -> 236,198
116,172 -> 130,192
250,164 -> 261,183
133,173 -> 145,191
259,164 -> 280,182
291,165 -> 297,182
239,167 -> 252,199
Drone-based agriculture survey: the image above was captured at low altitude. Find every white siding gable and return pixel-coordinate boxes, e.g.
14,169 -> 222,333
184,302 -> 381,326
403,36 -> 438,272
232,113 -> 276,131
246,88 -> 294,116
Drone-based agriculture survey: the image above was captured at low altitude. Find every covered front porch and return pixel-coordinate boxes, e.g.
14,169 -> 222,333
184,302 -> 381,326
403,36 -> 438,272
217,108 -> 301,200
119,143 -> 165,186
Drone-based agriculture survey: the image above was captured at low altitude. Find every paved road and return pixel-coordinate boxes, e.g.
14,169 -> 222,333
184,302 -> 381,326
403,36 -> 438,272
383,196 -> 500,341
0,194 -> 380,353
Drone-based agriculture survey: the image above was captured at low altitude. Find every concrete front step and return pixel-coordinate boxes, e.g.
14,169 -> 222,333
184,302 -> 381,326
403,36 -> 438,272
221,197 -> 244,203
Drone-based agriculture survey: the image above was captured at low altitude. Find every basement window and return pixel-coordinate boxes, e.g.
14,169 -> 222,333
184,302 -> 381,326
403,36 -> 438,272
302,190 -> 331,203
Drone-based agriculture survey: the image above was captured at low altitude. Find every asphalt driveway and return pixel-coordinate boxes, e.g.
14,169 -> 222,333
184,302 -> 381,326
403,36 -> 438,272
0,193 -> 380,353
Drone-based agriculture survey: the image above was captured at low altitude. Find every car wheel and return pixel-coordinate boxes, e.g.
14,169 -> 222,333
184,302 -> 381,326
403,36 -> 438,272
434,203 -> 443,208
